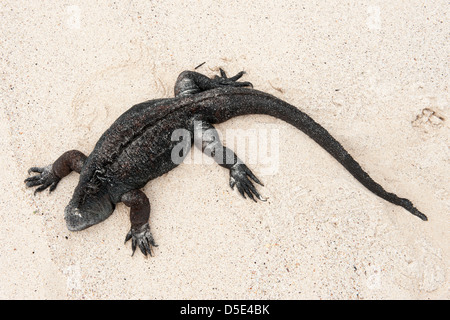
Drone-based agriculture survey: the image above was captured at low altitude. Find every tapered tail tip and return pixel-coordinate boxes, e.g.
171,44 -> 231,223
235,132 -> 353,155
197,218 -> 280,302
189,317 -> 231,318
398,198 -> 428,221
406,204 -> 428,221
417,212 -> 428,221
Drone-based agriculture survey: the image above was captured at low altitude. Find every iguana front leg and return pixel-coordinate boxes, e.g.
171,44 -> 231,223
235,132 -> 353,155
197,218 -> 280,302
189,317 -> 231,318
193,120 -> 266,202
122,189 -> 157,256
25,150 -> 87,194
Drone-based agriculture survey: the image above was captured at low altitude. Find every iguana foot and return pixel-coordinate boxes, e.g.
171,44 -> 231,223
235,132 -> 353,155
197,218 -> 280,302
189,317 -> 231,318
214,68 -> 253,88
229,163 -> 266,202
24,165 -> 61,194
124,223 -> 158,257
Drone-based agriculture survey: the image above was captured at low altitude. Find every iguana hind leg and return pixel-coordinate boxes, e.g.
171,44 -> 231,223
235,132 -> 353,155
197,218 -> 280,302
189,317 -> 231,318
193,119 -> 266,202
174,69 -> 252,97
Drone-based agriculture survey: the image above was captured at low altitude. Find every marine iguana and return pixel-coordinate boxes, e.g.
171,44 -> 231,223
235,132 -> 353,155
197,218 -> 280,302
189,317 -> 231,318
24,69 -> 428,257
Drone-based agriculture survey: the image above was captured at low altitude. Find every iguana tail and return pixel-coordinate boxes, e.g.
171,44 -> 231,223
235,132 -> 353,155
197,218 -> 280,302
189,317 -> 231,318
210,87 -> 427,221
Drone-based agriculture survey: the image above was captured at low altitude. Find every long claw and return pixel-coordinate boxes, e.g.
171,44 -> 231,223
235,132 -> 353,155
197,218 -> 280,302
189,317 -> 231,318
24,175 -> 40,183
143,239 -> 152,256
28,167 -> 44,174
230,163 -> 266,202
236,81 -> 253,88
138,242 -> 147,256
124,231 -> 132,243
243,182 -> 256,202
131,238 -> 137,256
256,193 -> 267,202
244,180 -> 260,202
34,181 -> 52,195
49,181 -> 59,192
228,71 -> 245,81
236,183 -> 246,199
244,167 -> 264,186
26,179 -> 43,187
125,223 -> 157,257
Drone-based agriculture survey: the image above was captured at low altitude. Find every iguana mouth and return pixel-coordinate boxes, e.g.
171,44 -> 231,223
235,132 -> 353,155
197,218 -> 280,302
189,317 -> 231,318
64,189 -> 115,231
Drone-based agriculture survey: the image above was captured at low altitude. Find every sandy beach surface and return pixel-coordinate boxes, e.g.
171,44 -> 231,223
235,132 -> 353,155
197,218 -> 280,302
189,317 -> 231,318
1,1 -> 448,299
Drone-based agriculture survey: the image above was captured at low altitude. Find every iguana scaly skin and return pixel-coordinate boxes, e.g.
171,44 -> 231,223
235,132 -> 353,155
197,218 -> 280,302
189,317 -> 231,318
25,69 -> 427,256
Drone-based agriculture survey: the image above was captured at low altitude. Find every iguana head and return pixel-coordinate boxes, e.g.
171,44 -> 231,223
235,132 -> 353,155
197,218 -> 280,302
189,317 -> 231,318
64,179 -> 115,231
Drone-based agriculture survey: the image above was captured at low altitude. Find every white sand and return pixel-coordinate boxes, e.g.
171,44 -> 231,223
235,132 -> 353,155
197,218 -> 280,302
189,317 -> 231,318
1,1 -> 448,299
